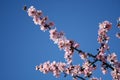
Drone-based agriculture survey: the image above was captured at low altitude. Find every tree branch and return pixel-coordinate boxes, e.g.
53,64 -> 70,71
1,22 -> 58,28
72,47 -> 114,71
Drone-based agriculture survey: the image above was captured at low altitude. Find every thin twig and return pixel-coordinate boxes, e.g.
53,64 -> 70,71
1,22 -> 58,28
73,47 -> 114,71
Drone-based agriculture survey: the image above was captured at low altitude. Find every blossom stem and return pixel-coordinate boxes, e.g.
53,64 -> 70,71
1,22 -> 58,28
89,59 -> 98,66
73,47 -> 114,71
99,60 -> 114,70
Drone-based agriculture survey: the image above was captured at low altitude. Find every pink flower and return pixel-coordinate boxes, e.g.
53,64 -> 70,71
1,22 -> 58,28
82,61 -> 96,77
64,51 -> 73,64
65,65 -> 82,77
111,69 -> 120,80
98,28 -> 106,36
27,6 -> 37,17
71,65 -> 81,76
65,68 -> 70,74
107,52 -> 118,64
99,21 -> 112,31
36,10 -> 42,17
27,6 -> 54,31
58,39 -> 71,50
97,36 -> 103,43
36,61 -> 66,77
49,28 -> 64,43
40,16 -> 48,25
49,28 -> 58,42
97,21 -> 111,44
98,43 -> 109,55
73,42 -> 79,48
79,52 -> 87,60
96,52 -> 106,62
57,62 -> 66,72
49,22 -> 54,26
101,67 -> 107,74
33,16 -> 41,25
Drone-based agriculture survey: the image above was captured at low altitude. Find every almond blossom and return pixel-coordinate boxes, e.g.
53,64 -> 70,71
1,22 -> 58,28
27,6 -> 37,17
36,61 -> 66,77
97,21 -> 112,44
27,6 -> 54,31
82,61 -> 96,77
79,52 -> 87,60
49,28 -> 79,64
26,6 -> 120,80
101,67 -> 107,74
111,69 -> 120,80
65,65 -> 82,76
107,53 -> 117,64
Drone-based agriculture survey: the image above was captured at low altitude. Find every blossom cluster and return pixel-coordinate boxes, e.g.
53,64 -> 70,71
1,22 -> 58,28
36,61 -> 66,77
36,61 -> 98,80
26,6 -> 120,80
97,21 -> 111,44
96,21 -> 112,74
28,6 -> 79,65
27,6 -> 54,31
82,61 -> 96,77
107,53 -> 120,80
49,28 -> 79,64
97,21 -> 120,78
97,21 -> 111,56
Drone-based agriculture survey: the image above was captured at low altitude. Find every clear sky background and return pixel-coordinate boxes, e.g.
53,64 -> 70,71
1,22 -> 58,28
0,0 -> 120,80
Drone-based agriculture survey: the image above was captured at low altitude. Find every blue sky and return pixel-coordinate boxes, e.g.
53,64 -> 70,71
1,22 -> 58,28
0,0 -> 120,80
